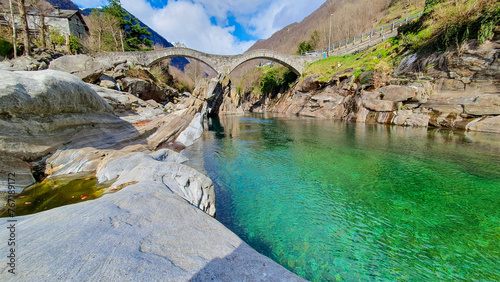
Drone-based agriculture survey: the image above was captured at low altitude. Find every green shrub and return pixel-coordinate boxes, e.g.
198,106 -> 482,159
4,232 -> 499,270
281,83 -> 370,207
69,35 -> 83,54
260,68 -> 297,95
297,30 -> 320,55
0,39 -> 13,57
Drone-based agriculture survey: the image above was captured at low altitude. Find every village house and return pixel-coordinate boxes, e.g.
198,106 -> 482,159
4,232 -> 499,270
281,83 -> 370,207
0,1 -> 89,40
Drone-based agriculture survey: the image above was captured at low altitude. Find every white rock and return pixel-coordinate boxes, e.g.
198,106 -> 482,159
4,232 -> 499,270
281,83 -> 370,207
176,113 -> 204,147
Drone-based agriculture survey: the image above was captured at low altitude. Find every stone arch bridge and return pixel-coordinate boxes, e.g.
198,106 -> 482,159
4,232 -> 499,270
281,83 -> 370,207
93,47 -> 320,76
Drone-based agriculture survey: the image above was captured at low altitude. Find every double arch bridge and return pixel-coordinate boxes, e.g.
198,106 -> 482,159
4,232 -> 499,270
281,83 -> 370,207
93,47 -> 320,76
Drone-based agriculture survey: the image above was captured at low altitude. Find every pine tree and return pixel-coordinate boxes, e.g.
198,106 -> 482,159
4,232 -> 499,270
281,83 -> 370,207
103,0 -> 152,51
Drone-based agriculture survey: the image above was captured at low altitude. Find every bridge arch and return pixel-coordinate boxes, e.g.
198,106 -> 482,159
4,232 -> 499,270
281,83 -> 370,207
226,49 -> 307,76
228,56 -> 300,76
148,54 -> 219,75
144,48 -> 222,74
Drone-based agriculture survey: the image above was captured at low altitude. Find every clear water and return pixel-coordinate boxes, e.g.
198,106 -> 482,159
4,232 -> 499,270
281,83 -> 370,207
194,114 -> 500,281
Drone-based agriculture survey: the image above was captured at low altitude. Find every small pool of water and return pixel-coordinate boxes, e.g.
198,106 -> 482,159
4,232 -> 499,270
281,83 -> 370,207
192,115 -> 500,281
0,173 -> 111,217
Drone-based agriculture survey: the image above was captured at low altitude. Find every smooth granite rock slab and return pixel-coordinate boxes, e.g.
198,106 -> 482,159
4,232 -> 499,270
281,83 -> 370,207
0,183 -> 304,281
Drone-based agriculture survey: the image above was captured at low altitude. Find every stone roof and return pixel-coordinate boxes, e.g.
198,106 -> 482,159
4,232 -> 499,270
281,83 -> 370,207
46,9 -> 79,19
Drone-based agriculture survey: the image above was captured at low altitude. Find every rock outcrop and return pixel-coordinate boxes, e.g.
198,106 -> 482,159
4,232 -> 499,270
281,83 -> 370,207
219,39 -> 499,134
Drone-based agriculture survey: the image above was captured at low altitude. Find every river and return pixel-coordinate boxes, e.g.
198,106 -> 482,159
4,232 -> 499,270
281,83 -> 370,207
184,114 -> 500,281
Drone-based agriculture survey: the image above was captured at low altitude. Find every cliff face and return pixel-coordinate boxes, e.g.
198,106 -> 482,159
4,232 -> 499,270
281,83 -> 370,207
221,38 -> 500,134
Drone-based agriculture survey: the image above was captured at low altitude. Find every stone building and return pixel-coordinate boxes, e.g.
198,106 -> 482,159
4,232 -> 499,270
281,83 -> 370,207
0,1 -> 89,39
35,8 -> 89,39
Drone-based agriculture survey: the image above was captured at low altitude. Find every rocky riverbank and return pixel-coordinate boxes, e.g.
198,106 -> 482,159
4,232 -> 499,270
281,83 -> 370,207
0,66 -> 303,280
218,38 -> 499,134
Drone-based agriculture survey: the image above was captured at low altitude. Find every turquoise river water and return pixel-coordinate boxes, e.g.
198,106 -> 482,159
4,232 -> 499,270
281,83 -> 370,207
185,114 -> 500,281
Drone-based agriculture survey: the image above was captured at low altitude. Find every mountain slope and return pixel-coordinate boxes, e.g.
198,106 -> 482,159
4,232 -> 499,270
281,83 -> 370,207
249,0 -> 424,55
44,0 -> 80,10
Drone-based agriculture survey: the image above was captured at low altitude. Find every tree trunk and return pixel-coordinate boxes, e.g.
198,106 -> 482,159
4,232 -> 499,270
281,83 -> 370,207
9,0 -> 17,58
40,15 -> 46,48
17,0 -> 30,56
111,31 -> 119,51
119,30 -> 125,52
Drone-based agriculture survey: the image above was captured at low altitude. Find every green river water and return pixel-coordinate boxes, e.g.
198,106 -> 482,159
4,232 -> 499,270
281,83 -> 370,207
188,114 -> 500,281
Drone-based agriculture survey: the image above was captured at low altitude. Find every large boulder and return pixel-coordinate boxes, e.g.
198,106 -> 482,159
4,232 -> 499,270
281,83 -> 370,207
0,70 -> 112,116
121,77 -> 168,103
49,54 -> 105,83
99,74 -> 117,89
463,94 -> 500,116
380,85 -> 417,102
96,149 -> 214,215
361,91 -> 394,112
0,69 -> 139,161
176,113 -> 204,147
299,75 -> 323,92
467,115 -> 500,134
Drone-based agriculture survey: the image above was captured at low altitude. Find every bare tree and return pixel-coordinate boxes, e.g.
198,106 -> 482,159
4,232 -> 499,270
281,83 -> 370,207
185,60 -> 206,87
17,0 -> 30,56
103,12 -> 122,51
84,10 -> 123,52
9,0 -> 17,58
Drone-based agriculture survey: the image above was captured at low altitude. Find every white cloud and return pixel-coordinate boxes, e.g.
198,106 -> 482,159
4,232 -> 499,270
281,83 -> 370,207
121,0 -> 255,55
191,0 -> 325,39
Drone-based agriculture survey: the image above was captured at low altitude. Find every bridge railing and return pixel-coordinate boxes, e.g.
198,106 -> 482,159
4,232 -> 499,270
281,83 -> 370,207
302,10 -> 423,57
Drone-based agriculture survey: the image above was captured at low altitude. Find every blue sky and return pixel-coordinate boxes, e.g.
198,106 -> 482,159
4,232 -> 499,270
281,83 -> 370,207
72,0 -> 325,54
